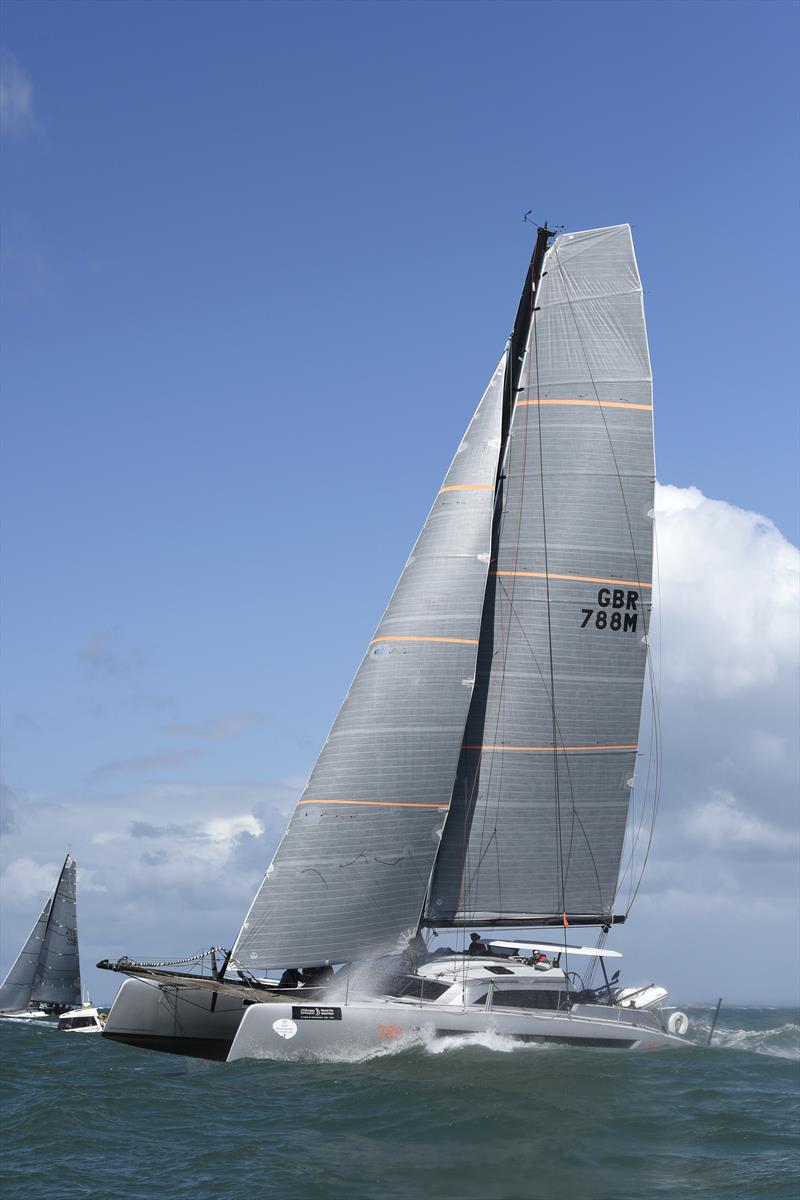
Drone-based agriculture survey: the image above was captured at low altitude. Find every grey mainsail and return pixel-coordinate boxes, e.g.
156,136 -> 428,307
427,225 -> 654,927
0,854 -> 82,1012
233,358 -> 506,968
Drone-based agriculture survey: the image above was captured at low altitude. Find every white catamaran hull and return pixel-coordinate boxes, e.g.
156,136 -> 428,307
227,999 -> 686,1059
103,978 -> 249,1060
103,978 -> 686,1060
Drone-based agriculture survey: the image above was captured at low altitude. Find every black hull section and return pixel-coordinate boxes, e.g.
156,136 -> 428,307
103,1031 -> 233,1062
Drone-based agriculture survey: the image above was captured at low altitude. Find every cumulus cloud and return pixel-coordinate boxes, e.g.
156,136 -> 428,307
0,51 -> 34,138
655,484 -> 798,695
0,777 -> 299,992
1,856 -> 60,905
684,790 -> 798,855
620,484 -> 800,1002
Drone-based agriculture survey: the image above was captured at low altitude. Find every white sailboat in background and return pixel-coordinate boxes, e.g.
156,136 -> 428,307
100,223 -> 690,1058
0,853 -> 82,1020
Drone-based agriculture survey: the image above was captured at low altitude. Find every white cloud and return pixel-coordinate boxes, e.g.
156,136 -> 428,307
620,484 -> 800,1002
0,51 -> 34,138
684,789 -> 798,854
202,814 -> 263,846
655,484 -> 799,695
1,856 -> 59,905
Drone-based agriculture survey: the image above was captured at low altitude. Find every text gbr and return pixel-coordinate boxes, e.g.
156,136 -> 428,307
581,588 -> 639,632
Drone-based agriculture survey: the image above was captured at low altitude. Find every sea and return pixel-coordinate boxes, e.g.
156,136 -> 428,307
1,1005 -> 797,1200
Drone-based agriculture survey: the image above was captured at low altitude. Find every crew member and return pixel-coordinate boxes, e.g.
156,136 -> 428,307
466,932 -> 491,956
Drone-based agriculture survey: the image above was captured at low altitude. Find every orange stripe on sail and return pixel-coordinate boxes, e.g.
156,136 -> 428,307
463,744 -> 639,752
494,570 -> 652,588
518,398 -> 652,411
439,484 -> 494,493
371,635 -> 479,646
299,799 -> 449,809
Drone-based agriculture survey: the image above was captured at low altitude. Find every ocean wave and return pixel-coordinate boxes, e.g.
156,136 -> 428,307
420,1027 -> 546,1055
692,1019 -> 800,1060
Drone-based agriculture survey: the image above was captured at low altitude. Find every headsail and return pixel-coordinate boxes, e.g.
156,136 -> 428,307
233,359 -> 506,968
0,895 -> 53,1013
427,225 -> 654,927
0,854 -> 81,1012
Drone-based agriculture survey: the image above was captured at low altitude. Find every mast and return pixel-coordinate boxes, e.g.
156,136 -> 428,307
501,224 -> 555,450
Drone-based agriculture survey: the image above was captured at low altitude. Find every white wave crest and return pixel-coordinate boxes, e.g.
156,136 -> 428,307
694,1020 -> 800,1060
420,1027 -> 545,1055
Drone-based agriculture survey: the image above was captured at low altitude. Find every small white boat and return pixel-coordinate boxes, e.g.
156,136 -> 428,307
57,1003 -> 105,1034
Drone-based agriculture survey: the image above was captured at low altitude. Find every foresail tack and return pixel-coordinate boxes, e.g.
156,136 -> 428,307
234,360 -> 505,968
0,854 -> 81,1012
427,225 -> 654,926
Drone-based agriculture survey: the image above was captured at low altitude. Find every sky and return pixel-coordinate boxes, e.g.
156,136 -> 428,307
1,0 -> 798,1007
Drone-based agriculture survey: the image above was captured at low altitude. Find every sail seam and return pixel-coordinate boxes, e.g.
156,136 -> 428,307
370,635 -> 479,646
299,799 -> 450,809
518,399 -> 652,411
464,744 -> 638,752
439,484 -> 495,493
493,571 -> 652,587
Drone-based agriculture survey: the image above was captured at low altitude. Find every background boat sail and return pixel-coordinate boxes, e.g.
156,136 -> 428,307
102,224 -> 686,1056
0,854 -> 82,1018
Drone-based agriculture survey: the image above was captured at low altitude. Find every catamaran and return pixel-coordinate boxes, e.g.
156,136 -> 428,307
0,853 -> 82,1020
100,223 -> 689,1058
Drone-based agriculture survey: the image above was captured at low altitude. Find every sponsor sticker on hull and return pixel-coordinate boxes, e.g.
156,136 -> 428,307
272,1018 -> 297,1039
291,1006 -> 342,1021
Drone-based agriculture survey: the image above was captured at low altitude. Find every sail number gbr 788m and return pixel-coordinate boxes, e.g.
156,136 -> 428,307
581,588 -> 640,632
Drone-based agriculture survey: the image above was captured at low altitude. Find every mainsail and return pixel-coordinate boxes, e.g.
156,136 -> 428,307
234,359 -> 506,968
0,854 -> 82,1012
427,225 -> 654,926
234,223 -> 654,970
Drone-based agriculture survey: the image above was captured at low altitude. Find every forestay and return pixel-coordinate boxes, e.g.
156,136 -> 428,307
234,359 -> 506,968
427,225 -> 654,927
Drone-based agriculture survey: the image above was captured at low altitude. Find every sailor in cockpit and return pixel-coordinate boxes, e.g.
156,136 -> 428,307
466,932 -> 492,956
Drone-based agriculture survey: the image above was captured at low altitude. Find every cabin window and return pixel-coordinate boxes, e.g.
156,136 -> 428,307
473,989 -> 564,1010
394,977 -> 451,1001
60,1016 -> 96,1029
483,965 -> 514,976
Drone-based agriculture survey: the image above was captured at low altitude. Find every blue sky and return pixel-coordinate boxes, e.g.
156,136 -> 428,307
1,0 -> 798,1005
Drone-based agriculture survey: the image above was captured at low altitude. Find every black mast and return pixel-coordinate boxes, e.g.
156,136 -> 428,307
501,223 -> 555,449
